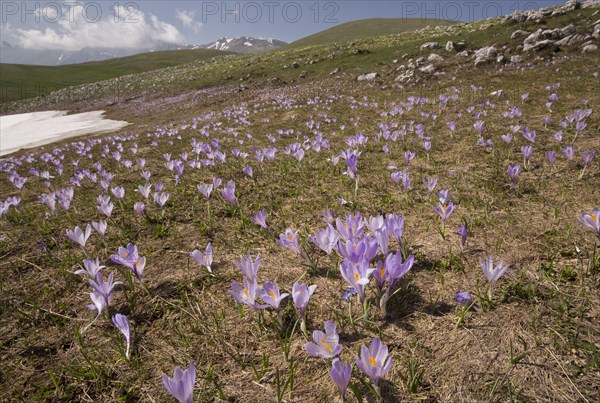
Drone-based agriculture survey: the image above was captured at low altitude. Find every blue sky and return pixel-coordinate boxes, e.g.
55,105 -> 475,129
0,1 -> 566,49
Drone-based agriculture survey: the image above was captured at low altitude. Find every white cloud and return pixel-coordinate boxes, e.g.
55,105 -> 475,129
175,9 -> 203,34
9,5 -> 185,51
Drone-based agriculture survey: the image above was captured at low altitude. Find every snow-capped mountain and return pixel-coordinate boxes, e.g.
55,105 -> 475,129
0,36 -> 286,66
204,37 -> 287,54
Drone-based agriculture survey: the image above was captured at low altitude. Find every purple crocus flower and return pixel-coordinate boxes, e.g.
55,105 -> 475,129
112,313 -> 131,359
404,151 -> 416,165
111,186 -> 125,201
133,201 -> 145,215
562,146 -> 574,160
578,208 -> 600,236
236,254 -> 260,280
522,128 -> 536,143
197,183 -> 213,200
91,220 -> 107,238
336,212 -> 364,242
75,258 -> 105,277
153,192 -> 170,209
229,277 -> 268,310
97,201 -> 114,217
554,131 -> 563,142
251,209 -> 268,229
473,120 -> 485,135
423,176 -> 437,193
434,202 -> 454,223
438,189 -> 452,205
521,145 -> 534,164
546,151 -> 556,168
278,228 -> 302,255
480,256 -> 510,298
162,363 -> 195,403
330,358 -> 352,400
341,287 -> 358,301
66,224 -> 92,250
88,272 -> 123,318
456,225 -> 468,248
581,151 -> 595,168
220,180 -> 237,207
507,163 -> 522,189
110,243 -> 139,269
190,243 -> 213,274
401,169 -> 410,191
259,281 -> 289,310
321,208 -> 335,224
385,212 -> 404,246
455,291 -> 473,305
355,337 -> 393,386
136,183 -> 152,199
310,224 -> 339,255
339,260 -> 374,302
305,320 -> 342,359
292,282 -> 317,321
501,133 -> 513,144
243,165 -> 253,178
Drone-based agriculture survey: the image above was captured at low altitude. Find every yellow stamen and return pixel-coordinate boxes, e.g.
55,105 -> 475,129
369,357 -> 377,366
320,338 -> 332,351
354,273 -> 360,281
380,267 -> 385,277
243,288 -> 249,298
288,233 -> 293,241
269,290 -> 276,300
353,243 -> 357,250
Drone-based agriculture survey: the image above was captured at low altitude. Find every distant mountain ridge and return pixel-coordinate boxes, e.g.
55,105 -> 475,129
0,37 -> 287,66
205,37 -> 287,54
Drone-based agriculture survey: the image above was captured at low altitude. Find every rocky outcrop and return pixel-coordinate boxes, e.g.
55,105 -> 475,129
420,42 -> 440,51
419,64 -> 436,74
357,72 -> 379,81
522,24 -> 575,51
427,53 -> 444,63
511,30 -> 530,39
473,46 -> 498,65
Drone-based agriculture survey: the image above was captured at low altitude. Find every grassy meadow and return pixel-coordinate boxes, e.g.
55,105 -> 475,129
0,4 -> 599,402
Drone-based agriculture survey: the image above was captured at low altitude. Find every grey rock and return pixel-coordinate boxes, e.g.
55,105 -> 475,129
511,30 -> 530,39
445,41 -> 455,51
582,43 -> 599,53
416,57 -> 426,66
357,72 -> 379,81
419,64 -> 436,73
510,55 -> 522,63
473,46 -> 498,65
556,34 -> 587,46
427,53 -> 444,63
456,50 -> 470,57
593,24 -> 600,39
395,70 -> 415,82
420,41 -> 440,51
524,39 -> 559,52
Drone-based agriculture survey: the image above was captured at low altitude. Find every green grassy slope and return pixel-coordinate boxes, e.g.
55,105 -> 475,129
284,18 -> 456,50
0,49 -> 233,103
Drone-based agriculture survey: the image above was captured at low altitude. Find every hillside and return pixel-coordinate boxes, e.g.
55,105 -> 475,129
0,1 -> 599,401
284,18 -> 456,50
0,49 -> 233,103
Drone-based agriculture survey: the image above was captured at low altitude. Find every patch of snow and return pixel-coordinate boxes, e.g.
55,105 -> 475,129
0,110 -> 129,156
